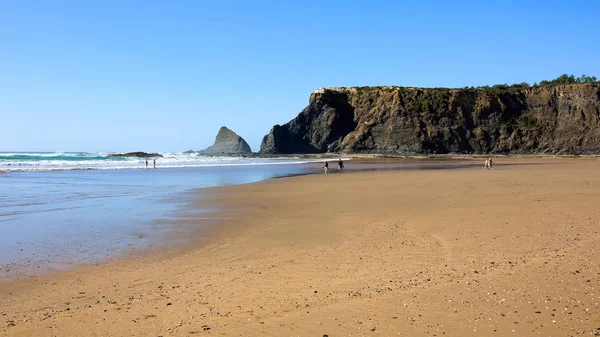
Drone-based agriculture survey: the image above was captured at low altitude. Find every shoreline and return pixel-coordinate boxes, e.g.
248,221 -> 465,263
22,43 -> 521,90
0,157 -> 582,282
1,157 -> 598,336
2,153 -> 597,174
1,158 -> 481,281
0,162 -> 321,280
2,158 -> 480,282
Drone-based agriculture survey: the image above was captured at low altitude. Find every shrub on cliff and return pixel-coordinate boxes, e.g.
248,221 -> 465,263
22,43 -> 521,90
538,74 -> 598,87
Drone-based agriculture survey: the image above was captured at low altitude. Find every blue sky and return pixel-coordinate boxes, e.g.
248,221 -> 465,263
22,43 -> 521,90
1,0 -> 599,152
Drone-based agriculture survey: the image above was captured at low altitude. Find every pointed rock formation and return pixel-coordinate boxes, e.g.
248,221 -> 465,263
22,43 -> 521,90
199,127 -> 252,155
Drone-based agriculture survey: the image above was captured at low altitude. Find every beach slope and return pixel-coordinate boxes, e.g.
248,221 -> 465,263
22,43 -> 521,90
1,158 -> 599,336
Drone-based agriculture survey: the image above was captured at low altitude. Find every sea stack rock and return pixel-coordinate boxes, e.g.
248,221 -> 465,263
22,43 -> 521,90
199,126 -> 252,155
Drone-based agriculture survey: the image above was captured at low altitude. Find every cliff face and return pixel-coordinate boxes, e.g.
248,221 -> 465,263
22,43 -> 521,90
260,84 -> 600,155
200,127 -> 252,154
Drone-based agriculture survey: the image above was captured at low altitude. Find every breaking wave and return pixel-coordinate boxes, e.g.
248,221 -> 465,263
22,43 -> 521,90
0,152 -> 326,172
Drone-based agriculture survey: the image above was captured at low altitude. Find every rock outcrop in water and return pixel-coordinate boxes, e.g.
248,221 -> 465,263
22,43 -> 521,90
260,83 -> 600,155
109,152 -> 163,158
199,126 -> 252,155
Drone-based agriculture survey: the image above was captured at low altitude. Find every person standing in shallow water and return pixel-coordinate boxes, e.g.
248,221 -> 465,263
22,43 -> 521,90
323,161 -> 329,174
338,158 -> 344,172
145,160 -> 148,169
153,159 -> 156,169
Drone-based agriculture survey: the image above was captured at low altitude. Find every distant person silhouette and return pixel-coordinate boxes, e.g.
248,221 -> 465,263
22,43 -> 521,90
338,158 -> 344,172
153,159 -> 156,169
323,161 -> 329,174
145,160 -> 148,168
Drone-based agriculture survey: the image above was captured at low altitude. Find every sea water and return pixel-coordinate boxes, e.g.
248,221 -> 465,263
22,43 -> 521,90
0,152 -> 321,277
0,151 -> 320,172
0,152 -> 478,278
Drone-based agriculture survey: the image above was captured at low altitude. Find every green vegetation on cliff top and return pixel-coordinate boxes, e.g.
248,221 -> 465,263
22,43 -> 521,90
348,74 -> 599,95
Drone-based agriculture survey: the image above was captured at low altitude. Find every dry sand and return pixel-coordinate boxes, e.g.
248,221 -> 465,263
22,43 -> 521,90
1,158 -> 599,336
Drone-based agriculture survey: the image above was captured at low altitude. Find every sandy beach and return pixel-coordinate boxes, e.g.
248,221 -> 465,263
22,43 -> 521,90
1,158 -> 599,336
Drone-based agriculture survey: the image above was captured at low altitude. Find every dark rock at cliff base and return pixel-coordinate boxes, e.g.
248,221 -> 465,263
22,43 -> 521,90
109,152 -> 163,158
199,127 -> 252,155
260,84 -> 600,155
261,89 -> 357,154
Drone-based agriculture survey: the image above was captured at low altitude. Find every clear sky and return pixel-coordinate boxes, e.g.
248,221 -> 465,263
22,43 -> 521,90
1,0 -> 599,152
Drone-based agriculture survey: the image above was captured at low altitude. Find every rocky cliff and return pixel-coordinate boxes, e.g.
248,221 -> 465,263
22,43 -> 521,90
260,84 -> 600,155
200,127 -> 252,154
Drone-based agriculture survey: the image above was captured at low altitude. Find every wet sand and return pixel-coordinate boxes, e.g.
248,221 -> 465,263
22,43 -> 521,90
0,164 -> 315,279
1,158 -> 599,336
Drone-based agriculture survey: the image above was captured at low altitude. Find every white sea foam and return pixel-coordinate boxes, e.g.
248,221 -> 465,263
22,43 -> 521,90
0,152 -> 106,158
0,151 -> 340,172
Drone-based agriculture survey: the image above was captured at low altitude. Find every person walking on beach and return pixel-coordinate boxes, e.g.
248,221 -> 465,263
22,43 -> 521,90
484,158 -> 489,170
153,159 -> 156,169
488,157 -> 494,170
338,158 -> 344,172
323,161 -> 329,174
145,160 -> 148,169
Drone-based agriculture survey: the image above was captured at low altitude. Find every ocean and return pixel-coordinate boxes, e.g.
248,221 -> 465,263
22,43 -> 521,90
0,152 -> 323,278
0,151 -> 320,172
0,152 -> 477,278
